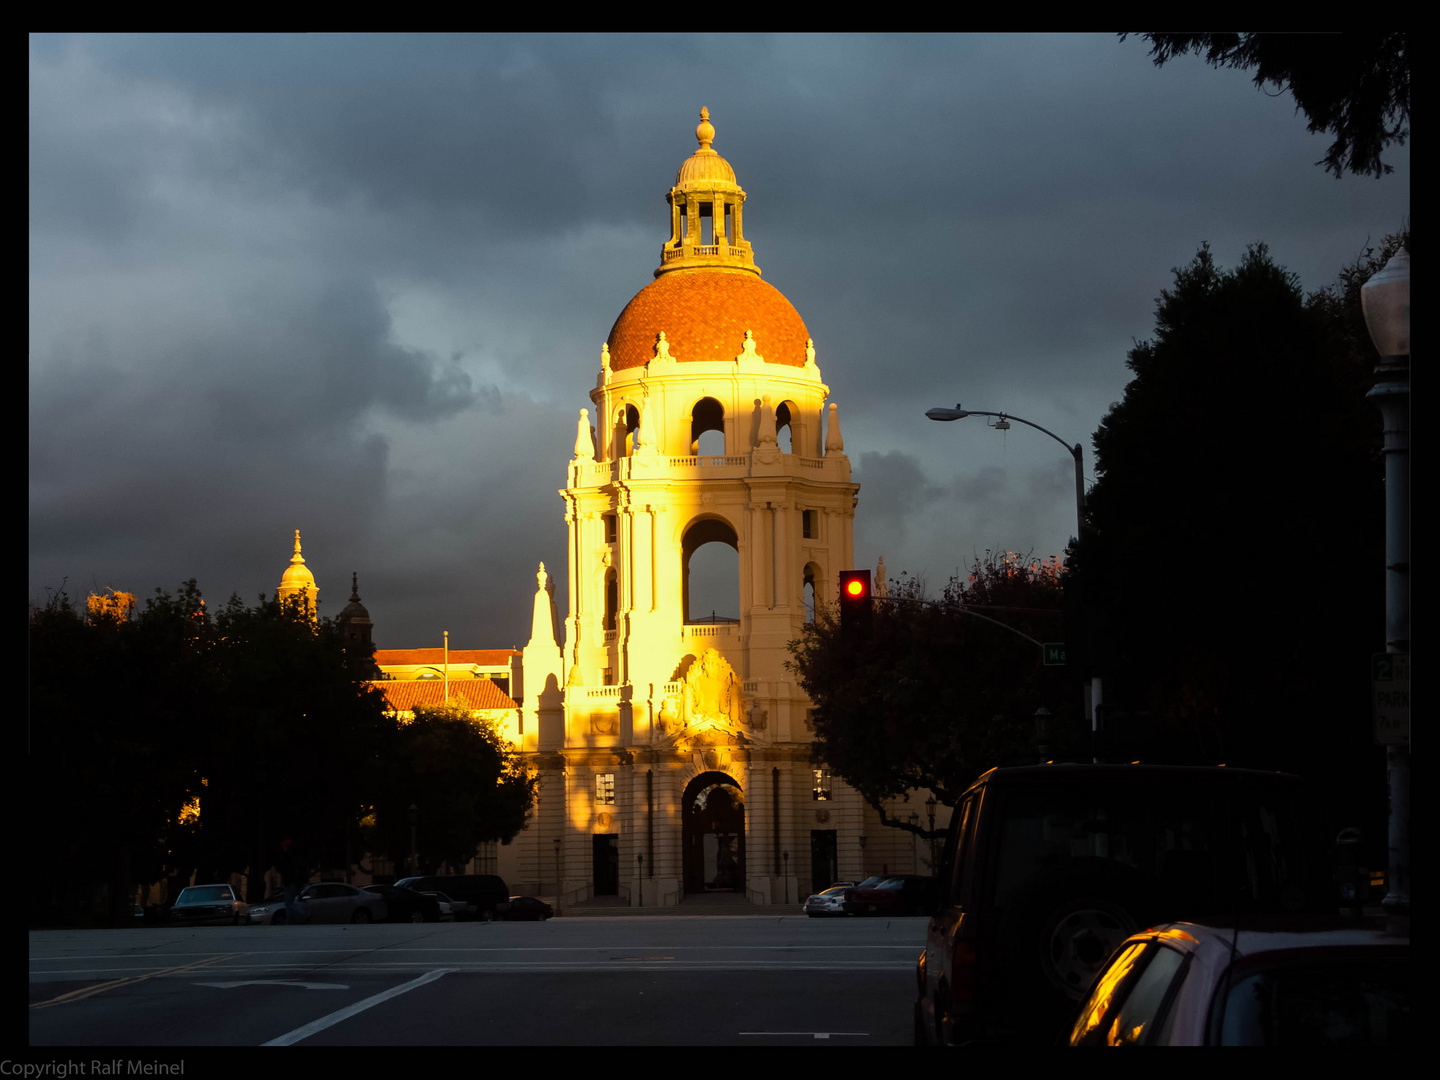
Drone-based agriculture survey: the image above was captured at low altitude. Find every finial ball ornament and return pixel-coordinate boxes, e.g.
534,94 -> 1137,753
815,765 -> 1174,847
696,106 -> 715,150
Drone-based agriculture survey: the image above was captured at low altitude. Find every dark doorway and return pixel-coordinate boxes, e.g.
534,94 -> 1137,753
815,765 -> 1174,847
592,834 -> 619,896
682,772 -> 745,895
811,830 -> 837,896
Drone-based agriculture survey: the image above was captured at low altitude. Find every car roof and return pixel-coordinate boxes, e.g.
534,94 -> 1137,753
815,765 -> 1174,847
967,762 -> 1300,794
1136,920 -> 1408,958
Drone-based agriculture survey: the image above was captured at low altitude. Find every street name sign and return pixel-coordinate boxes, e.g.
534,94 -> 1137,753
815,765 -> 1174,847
1043,643 -> 1066,666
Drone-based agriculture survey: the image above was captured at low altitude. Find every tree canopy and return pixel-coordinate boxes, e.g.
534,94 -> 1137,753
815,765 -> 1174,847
1124,33 -> 1409,178
365,702 -> 536,875
788,551 -> 1081,826
1069,235 -> 1406,845
28,582 -> 534,923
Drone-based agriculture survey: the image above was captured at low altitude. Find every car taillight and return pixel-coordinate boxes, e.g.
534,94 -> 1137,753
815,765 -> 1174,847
950,941 -> 977,1003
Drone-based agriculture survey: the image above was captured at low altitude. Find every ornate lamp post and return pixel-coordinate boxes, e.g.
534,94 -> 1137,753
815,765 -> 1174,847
553,837 -> 562,917
1361,247 -> 1410,928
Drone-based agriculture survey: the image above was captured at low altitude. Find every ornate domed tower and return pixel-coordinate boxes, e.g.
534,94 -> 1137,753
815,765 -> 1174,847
519,109 -> 860,908
277,530 -> 318,616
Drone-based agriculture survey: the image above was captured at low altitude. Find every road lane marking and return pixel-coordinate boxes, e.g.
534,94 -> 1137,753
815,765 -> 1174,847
196,980 -> 349,990
29,953 -> 238,1010
740,1032 -> 869,1038
262,968 -> 452,1046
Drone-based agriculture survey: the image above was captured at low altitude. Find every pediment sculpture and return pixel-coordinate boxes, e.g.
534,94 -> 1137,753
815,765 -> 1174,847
657,648 -> 746,739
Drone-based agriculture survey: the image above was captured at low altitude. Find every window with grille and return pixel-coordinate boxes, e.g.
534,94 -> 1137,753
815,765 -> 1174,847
474,841 -> 498,875
596,773 -> 616,805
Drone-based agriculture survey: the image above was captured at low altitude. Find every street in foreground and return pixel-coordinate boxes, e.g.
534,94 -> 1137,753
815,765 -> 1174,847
29,916 -> 922,1047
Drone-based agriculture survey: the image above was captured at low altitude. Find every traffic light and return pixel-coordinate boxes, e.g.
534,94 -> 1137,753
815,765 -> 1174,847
838,569 -> 872,636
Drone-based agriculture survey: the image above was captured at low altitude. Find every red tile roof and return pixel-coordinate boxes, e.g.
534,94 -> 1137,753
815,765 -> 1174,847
374,648 -> 519,667
370,680 -> 519,713
606,268 -> 810,371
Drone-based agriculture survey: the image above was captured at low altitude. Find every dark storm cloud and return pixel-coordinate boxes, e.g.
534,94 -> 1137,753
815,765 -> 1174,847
29,34 -> 1408,646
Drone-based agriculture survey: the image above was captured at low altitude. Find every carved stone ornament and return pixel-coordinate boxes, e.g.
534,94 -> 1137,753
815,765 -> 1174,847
590,711 -> 618,735
815,808 -> 830,824
682,648 -> 744,730
654,331 -> 674,361
736,329 -> 762,363
597,812 -> 612,827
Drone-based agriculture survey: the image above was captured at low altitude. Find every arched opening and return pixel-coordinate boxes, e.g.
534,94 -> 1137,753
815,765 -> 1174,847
683,518 -> 740,624
682,771 -> 745,895
776,400 -> 794,455
803,561 -> 823,625
691,397 -> 725,456
614,404 -> 640,458
604,568 -> 617,631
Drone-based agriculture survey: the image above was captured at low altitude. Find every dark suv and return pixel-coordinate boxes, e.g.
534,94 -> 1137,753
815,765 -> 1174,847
394,875 -> 509,921
915,764 -> 1325,1045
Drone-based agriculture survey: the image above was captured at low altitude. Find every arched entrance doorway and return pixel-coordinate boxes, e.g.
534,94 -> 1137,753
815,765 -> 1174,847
682,771 -> 745,895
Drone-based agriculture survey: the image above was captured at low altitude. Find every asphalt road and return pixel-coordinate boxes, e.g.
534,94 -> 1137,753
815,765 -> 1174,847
28,915 -> 925,1047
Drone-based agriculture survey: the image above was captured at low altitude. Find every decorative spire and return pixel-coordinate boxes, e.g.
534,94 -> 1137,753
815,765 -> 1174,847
736,329 -> 763,363
696,106 -> 715,150
292,530 -> 305,564
825,402 -> 845,453
573,408 -> 595,461
528,562 -> 557,649
349,572 -> 360,601
654,331 -> 674,361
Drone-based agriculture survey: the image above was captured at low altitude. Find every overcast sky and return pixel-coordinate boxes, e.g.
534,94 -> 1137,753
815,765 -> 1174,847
29,34 -> 1410,650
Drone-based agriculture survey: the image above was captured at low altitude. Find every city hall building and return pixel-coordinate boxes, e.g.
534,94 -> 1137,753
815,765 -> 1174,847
288,110 -> 939,907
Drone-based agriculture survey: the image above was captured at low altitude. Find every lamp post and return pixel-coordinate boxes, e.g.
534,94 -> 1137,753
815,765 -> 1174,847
908,811 -> 919,873
927,404 -> 1100,743
925,795 -> 937,874
553,837 -> 562,917
1361,247 -> 1410,928
407,804 -> 419,874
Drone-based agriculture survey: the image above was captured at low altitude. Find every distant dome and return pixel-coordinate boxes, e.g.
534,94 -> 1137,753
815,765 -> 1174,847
606,269 -> 810,372
338,572 -> 370,623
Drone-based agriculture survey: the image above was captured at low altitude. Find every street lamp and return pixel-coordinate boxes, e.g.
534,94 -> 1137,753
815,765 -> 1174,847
925,795 -> 937,874
908,811 -> 919,873
926,405 -> 1084,541
1361,246 -> 1410,928
927,402 -> 1100,741
553,837 -> 562,917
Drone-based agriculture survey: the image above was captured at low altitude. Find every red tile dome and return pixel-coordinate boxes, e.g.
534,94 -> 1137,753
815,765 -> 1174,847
606,268 -> 810,372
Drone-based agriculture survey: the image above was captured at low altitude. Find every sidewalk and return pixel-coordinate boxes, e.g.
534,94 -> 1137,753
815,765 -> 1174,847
555,893 -> 805,918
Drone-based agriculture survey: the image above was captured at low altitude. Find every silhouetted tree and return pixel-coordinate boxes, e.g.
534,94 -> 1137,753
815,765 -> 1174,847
367,702 -> 536,874
1123,33 -> 1409,178
1069,237 -> 1405,849
788,552 -> 1081,828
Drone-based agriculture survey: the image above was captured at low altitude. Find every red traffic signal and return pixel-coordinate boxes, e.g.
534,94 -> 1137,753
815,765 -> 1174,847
838,570 -> 872,635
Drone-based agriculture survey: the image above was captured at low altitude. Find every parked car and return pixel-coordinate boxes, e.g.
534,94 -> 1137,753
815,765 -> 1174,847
169,884 -> 249,926
502,896 -> 553,921
394,875 -> 510,921
364,884 -> 442,923
248,883 -> 386,925
1069,919 -> 1410,1046
915,764 -> 1329,1046
844,875 -> 936,917
802,886 -> 850,917
423,891 -> 464,921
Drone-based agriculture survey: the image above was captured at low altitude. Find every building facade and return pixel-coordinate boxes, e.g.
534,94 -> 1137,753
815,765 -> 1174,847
502,109 -> 884,906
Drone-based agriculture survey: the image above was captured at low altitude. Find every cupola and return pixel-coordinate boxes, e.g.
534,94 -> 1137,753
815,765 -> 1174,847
658,107 -> 758,277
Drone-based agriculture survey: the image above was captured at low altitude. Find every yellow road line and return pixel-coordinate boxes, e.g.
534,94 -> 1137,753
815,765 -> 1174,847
29,953 -> 239,1010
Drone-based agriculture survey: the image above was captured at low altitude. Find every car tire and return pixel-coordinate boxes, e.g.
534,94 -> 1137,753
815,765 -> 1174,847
1000,858 -> 1145,1005
409,910 -> 425,924
352,909 -> 372,925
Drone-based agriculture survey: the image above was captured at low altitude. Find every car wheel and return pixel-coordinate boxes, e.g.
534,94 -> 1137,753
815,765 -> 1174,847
351,908 -> 372,924
481,909 -> 495,922
1000,858 -> 1145,1004
409,910 -> 425,923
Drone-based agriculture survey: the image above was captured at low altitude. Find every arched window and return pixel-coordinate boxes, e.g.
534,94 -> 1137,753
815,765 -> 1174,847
604,568 -> 618,631
614,404 -> 640,458
691,397 -> 725,456
775,400 -> 794,455
803,561 -> 823,625
682,518 -> 740,624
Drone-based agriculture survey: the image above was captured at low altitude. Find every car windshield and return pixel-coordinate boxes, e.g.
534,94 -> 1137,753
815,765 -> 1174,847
876,878 -> 907,890
176,887 -> 231,904
1216,956 -> 1409,1045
